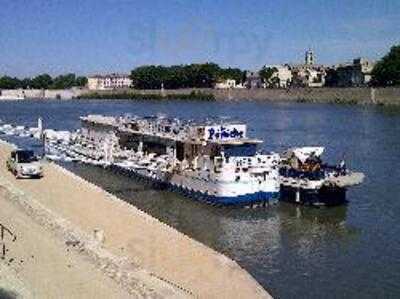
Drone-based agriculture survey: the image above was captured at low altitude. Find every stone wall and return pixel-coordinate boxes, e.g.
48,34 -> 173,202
374,87 -> 400,105
0,89 -> 44,99
81,87 -> 400,105
212,87 -> 373,104
1,87 -> 400,105
44,89 -> 83,100
0,88 -> 85,100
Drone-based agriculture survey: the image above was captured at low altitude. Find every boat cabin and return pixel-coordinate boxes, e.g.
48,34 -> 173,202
80,115 -> 263,164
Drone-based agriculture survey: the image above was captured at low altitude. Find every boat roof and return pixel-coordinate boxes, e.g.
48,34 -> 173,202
213,138 -> 263,145
81,114 -> 245,127
81,114 -> 254,145
80,115 -> 119,126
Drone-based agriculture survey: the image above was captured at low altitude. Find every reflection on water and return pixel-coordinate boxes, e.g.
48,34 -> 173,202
1,99 -> 400,298
63,162 -> 361,298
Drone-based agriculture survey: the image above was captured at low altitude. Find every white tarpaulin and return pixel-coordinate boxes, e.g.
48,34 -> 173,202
292,147 -> 324,163
44,129 -> 72,142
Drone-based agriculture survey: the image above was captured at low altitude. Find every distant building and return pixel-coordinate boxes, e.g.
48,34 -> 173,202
245,71 -> 263,89
335,58 -> 375,87
215,79 -> 237,89
288,65 -> 326,88
87,73 -> 132,90
248,49 -> 377,89
305,48 -> 315,65
288,49 -> 326,87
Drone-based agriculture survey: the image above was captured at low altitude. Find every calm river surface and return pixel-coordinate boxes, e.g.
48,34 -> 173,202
1,99 -> 400,298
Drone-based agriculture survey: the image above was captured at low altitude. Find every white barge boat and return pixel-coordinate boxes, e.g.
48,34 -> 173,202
73,114 -> 281,206
0,116 -> 365,207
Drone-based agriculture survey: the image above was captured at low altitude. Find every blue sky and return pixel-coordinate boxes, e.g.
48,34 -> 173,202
0,0 -> 399,77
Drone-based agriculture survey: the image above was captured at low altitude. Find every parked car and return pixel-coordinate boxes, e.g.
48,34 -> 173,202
6,149 -> 43,179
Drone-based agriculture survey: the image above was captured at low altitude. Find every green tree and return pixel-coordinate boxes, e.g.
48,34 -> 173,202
218,68 -> 246,84
31,74 -> 53,89
0,76 -> 22,89
20,78 -> 32,89
0,74 -> 88,90
259,67 -> 278,87
130,63 -> 226,89
75,76 -> 88,87
50,73 -> 76,89
194,63 -> 221,87
371,45 -> 400,86
131,65 -> 165,89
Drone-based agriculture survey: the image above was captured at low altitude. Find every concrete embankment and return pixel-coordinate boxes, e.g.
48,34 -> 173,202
0,185 -> 138,299
0,88 -> 84,100
3,86 -> 399,105
80,87 -> 400,105
212,87 -> 400,105
0,141 -> 271,299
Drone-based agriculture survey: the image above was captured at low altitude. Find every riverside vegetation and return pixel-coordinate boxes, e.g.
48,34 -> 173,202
0,73 -> 87,90
371,45 -> 400,86
130,63 -> 245,89
77,90 -> 215,101
1,44 -> 399,98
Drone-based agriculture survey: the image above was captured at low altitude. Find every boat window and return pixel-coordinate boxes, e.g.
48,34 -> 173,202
176,142 -> 184,161
222,144 -> 257,157
215,157 -> 223,168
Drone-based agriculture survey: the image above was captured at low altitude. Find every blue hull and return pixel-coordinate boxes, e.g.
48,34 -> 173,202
211,192 -> 280,205
172,185 -> 280,206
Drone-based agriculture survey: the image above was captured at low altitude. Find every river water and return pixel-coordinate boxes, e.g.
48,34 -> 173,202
1,99 -> 399,298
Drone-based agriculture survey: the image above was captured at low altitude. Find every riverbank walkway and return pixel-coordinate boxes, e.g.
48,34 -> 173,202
0,141 -> 271,298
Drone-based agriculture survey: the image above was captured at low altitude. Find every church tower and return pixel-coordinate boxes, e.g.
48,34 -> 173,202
305,48 -> 314,65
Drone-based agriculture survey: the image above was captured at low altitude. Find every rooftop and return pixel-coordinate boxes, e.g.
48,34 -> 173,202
88,73 -> 131,79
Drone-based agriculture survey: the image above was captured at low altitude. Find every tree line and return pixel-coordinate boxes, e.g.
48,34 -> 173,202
2,45 -> 399,91
371,45 -> 400,86
0,73 -> 88,90
130,63 -> 246,89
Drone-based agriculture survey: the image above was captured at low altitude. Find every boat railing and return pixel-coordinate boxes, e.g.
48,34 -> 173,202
279,167 -> 326,181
